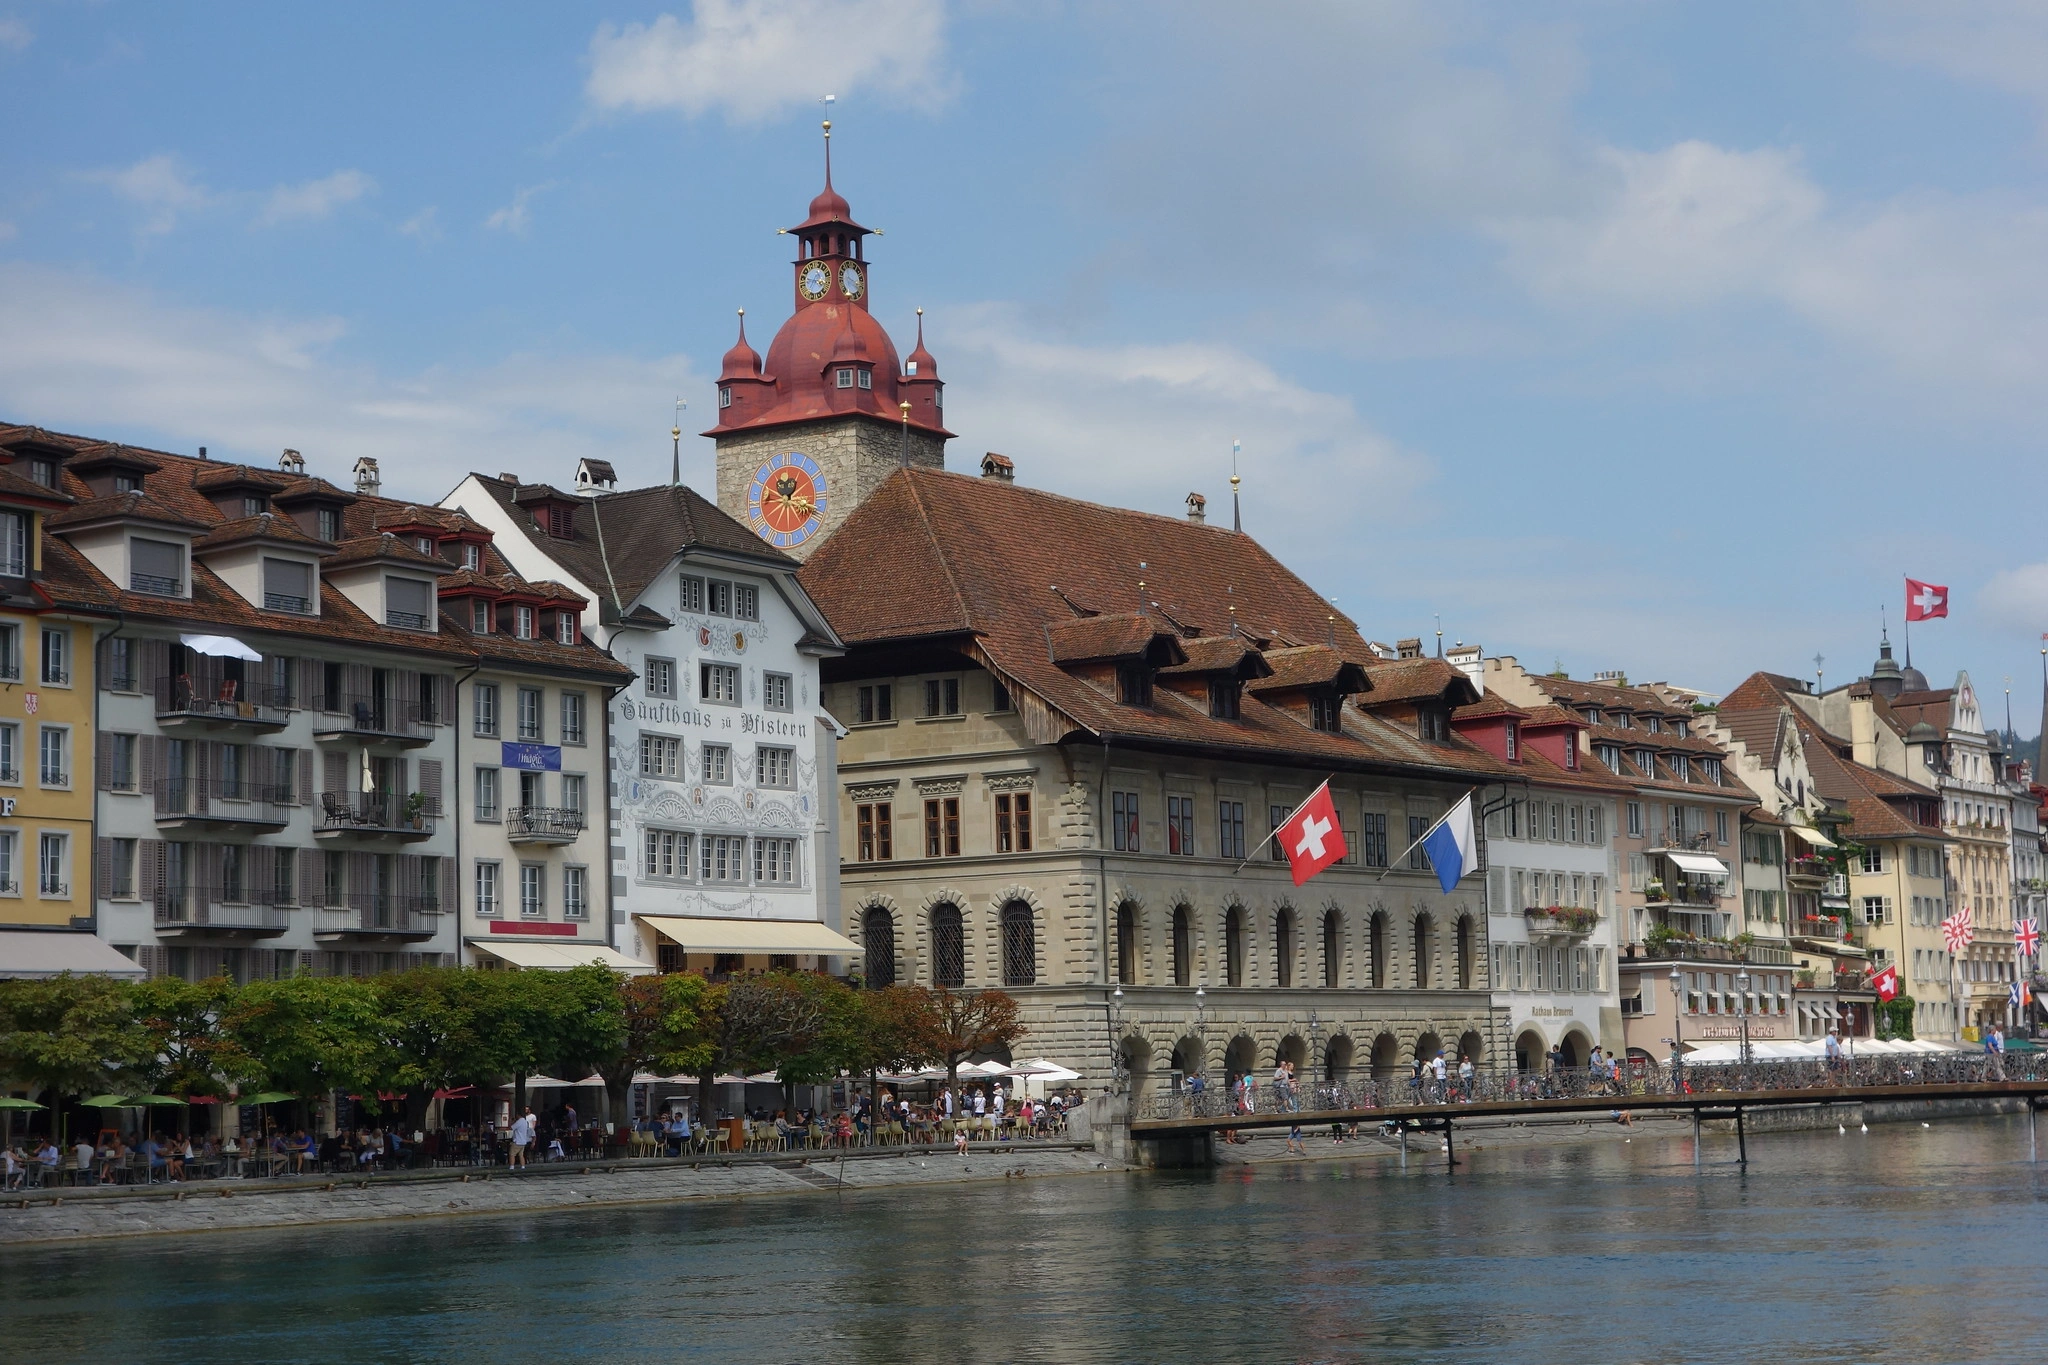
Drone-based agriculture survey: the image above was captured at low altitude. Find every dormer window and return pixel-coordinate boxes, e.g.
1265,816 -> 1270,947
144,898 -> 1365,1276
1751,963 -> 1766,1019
261,557 -> 314,614
1209,678 -> 1241,720
1564,740 -> 1579,770
1597,743 -> 1622,773
1646,715 -> 1663,734
836,368 -> 855,388
385,576 -> 434,631
414,536 -> 435,556
1504,720 -> 1519,761
719,386 -> 733,408
471,600 -> 490,632
1670,754 -> 1690,781
1636,749 -> 1657,776
515,605 -> 535,639
114,474 -> 141,494
1582,707 -> 1600,725
1614,712 -> 1632,730
1309,693 -> 1342,733
1117,664 -> 1152,707
317,508 -> 341,542
0,511 -> 25,578
857,370 -> 873,389
554,612 -> 578,646
26,458 -> 55,488
1417,703 -> 1449,743
129,537 -> 184,597
547,505 -> 573,539
1675,719 -> 1690,738
461,543 -> 480,571
242,495 -> 268,516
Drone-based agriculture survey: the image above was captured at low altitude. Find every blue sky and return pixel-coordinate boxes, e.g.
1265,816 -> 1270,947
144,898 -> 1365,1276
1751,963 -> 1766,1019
4,2 -> 2048,712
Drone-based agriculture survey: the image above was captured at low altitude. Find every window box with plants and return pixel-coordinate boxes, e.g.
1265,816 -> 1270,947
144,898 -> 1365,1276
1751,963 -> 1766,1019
1525,904 -> 1600,935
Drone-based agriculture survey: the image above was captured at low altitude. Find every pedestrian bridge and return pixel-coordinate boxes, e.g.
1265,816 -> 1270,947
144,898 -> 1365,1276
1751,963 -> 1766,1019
1129,1053 -> 2048,1167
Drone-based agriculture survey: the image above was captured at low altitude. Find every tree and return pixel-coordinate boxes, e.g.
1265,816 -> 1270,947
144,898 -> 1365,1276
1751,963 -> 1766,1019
685,971 -> 831,1121
222,975 -> 384,1127
373,967 -> 503,1130
543,963 -> 629,1122
839,985 -> 941,1117
921,987 -> 1029,1097
591,972 -> 718,1129
1877,994 -> 1916,1041
0,973 -> 148,1139
129,973 -> 260,1110
467,968 -> 575,1113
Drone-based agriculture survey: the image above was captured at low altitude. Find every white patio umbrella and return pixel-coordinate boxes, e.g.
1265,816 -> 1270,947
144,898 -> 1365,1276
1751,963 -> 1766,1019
178,633 -> 262,661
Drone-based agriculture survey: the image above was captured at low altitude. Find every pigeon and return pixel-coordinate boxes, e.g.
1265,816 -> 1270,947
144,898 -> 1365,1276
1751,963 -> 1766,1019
1838,1124 -> 1846,1134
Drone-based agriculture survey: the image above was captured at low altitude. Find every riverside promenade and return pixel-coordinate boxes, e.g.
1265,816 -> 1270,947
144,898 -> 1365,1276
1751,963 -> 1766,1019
0,1142 -> 1117,1245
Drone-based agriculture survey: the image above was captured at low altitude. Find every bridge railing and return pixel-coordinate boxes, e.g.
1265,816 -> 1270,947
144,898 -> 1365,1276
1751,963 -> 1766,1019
1143,1051 -> 2048,1121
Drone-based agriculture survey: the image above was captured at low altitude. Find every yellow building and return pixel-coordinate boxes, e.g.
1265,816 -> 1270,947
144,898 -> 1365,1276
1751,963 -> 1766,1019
0,439 -> 101,931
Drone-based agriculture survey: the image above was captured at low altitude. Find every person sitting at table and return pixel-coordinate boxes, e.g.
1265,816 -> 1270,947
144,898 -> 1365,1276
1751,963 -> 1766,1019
141,1132 -> 167,1183
71,1135 -> 94,1185
286,1129 -> 313,1173
98,1136 -> 125,1184
163,1135 -> 187,1183
832,1110 -> 854,1148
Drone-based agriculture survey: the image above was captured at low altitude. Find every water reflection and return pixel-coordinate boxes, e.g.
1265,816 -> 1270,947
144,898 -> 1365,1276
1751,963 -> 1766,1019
6,1117 -> 2046,1363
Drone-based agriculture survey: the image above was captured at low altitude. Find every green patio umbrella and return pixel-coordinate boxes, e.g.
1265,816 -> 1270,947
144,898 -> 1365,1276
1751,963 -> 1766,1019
79,1094 -> 136,1108
126,1095 -> 189,1107
237,1092 -> 295,1105
0,1098 -> 46,1110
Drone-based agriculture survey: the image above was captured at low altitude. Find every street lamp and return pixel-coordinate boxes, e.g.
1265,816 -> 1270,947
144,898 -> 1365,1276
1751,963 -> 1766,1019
1669,965 -> 1685,1089
1109,985 -> 1126,1094
1734,966 -> 1753,1067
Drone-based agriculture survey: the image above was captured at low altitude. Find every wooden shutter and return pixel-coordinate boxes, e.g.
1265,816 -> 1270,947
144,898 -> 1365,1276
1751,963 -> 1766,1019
346,850 -> 371,903
323,750 -> 346,802
193,742 -> 212,813
345,663 -> 372,705
141,639 -> 172,694
138,839 -> 163,904
399,854 -> 420,911
442,856 -> 458,913
396,670 -> 420,723
94,837 -> 114,904
96,734 -> 114,790
299,848 -> 324,906
140,736 -> 161,805
299,749 -> 314,805
436,674 -> 456,727
418,759 -> 442,815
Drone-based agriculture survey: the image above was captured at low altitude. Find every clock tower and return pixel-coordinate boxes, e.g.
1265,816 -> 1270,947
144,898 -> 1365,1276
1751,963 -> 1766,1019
709,121 -> 951,558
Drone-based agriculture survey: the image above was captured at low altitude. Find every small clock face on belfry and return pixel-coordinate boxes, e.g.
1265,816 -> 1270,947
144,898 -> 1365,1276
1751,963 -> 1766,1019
798,262 -> 830,301
839,262 -> 864,299
747,451 -> 829,548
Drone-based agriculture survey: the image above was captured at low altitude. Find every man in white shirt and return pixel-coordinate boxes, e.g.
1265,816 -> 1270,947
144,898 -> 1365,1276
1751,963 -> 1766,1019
509,1108 -> 534,1168
971,1089 -> 986,1119
73,1137 -> 94,1182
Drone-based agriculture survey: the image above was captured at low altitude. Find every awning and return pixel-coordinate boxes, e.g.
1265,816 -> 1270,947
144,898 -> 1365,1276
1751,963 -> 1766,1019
1788,825 -> 1837,849
1668,851 -> 1732,876
469,941 -> 656,974
635,915 -> 860,955
0,931 -> 146,979
178,633 -> 262,662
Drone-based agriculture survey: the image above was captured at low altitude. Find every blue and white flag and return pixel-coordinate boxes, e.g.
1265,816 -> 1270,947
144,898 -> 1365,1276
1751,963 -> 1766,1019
1420,794 -> 1481,895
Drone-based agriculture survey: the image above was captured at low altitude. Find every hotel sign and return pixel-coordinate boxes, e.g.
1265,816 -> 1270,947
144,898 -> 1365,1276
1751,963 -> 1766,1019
500,743 -> 561,772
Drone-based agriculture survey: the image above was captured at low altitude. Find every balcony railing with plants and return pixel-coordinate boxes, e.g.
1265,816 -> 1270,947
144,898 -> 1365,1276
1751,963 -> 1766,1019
1523,904 -> 1599,936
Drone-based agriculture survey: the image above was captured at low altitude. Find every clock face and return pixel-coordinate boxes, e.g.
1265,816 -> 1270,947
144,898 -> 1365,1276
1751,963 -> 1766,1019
839,262 -> 864,300
798,262 -> 831,302
746,451 -> 829,548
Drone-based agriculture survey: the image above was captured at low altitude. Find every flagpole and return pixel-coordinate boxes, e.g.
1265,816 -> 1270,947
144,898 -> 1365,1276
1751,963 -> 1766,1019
1901,579 -> 1912,670
1232,775 -> 1340,876
1378,786 -> 1485,883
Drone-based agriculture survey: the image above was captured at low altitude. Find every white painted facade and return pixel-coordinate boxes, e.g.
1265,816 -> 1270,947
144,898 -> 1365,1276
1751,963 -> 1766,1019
1482,792 -> 1622,1066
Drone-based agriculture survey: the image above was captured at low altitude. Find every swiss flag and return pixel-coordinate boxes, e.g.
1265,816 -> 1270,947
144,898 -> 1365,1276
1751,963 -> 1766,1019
1278,782 -> 1347,887
1870,963 -> 1901,1002
1905,578 -> 1948,622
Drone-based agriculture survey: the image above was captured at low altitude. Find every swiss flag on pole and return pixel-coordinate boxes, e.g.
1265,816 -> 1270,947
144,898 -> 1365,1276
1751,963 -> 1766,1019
1869,963 -> 1901,1002
1905,577 -> 1949,622
1278,781 -> 1347,887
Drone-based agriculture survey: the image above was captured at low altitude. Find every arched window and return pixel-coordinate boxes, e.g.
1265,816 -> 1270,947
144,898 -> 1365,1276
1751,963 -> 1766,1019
1001,901 -> 1036,986
1274,909 -> 1295,987
862,906 -> 896,988
1456,915 -> 1474,989
931,903 -> 964,988
1369,913 -> 1387,988
1322,910 -> 1340,987
1224,907 -> 1244,987
1172,906 -> 1192,986
1413,914 -> 1431,989
1116,902 -> 1137,986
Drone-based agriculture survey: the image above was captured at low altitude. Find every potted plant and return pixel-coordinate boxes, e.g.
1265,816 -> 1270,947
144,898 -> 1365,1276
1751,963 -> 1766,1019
1645,880 -> 1667,901
403,791 -> 428,829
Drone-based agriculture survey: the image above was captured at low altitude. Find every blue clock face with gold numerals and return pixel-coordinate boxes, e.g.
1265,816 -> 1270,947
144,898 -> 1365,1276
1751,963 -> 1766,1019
746,451 -> 828,548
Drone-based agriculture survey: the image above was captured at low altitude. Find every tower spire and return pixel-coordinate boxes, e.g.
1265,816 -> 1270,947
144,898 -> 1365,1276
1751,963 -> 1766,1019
1230,439 -> 1242,533
671,397 -> 684,486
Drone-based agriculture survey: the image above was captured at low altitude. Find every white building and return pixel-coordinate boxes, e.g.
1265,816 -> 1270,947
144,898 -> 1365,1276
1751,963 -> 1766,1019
443,468 -> 852,971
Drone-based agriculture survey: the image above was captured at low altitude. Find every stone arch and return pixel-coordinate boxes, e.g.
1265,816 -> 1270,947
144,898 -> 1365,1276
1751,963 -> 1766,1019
1224,1034 -> 1258,1087
1277,1033 -> 1307,1072
1325,1034 -> 1355,1084
1412,912 -> 1435,989
1273,905 -> 1297,987
1171,1034 -> 1208,1088
987,884 -> 1048,988
915,887 -> 974,987
1368,910 -> 1388,988
1319,906 -> 1343,987
1171,904 -> 1194,986
1223,905 -> 1246,987
1455,914 -> 1476,990
859,902 -> 899,988
1370,1031 -> 1402,1079
1120,1034 -> 1153,1102
1556,1027 -> 1592,1069
1514,1028 -> 1546,1074
1114,900 -> 1140,985
1414,1030 -> 1443,1064
1457,1030 -> 1485,1065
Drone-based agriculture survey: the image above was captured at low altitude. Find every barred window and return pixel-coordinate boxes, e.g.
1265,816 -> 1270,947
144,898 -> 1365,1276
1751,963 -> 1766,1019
1001,900 -> 1036,986
759,746 -> 794,788
856,684 -> 892,724
1361,812 -> 1388,868
701,835 -> 745,883
863,907 -> 896,988
932,903 -> 965,987
1217,801 -> 1246,860
754,837 -> 799,884
644,830 -> 690,881
640,735 -> 681,778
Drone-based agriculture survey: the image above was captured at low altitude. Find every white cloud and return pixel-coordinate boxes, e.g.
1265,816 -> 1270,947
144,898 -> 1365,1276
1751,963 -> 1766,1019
398,206 -> 441,242
1982,563 -> 2048,633
79,154 -> 210,235
484,184 -> 553,234
585,0 -> 951,124
0,264 -> 703,497
1862,2 -> 2048,127
0,220 -> 16,243
0,17 -> 31,51
257,169 -> 376,227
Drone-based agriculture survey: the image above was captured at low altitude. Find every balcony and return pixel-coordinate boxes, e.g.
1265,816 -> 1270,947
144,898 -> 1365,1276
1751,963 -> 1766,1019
153,779 -> 291,831
152,887 -> 291,939
314,894 -> 441,943
1644,877 -> 1723,909
311,694 -> 432,748
506,806 -> 586,845
152,678 -> 291,734
129,572 -> 182,597
315,791 -> 437,843
1522,905 -> 1600,939
1647,832 -> 1715,854
1787,855 -> 1832,885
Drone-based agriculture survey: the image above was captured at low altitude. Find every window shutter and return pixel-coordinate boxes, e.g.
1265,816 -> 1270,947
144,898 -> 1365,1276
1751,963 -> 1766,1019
399,854 -> 420,910
134,944 -> 157,977
396,670 -> 420,723
1488,865 -> 1508,915
139,840 -> 163,904
140,736 -> 160,801
95,735 -> 114,790
441,856 -> 458,912
418,759 -> 443,815
347,850 -> 371,904
193,743 -> 212,813
437,674 -> 456,726
141,639 -> 172,691
345,663 -> 373,704
300,848 -> 323,906
323,750 -> 346,801
94,837 -> 113,901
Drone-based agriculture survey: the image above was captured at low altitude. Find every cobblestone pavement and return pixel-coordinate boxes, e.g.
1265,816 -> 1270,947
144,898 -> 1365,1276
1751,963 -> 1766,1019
0,1145 -> 1123,1245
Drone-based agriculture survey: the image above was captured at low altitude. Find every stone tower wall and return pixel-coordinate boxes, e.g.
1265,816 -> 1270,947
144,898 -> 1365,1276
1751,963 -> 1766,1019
715,417 -> 947,559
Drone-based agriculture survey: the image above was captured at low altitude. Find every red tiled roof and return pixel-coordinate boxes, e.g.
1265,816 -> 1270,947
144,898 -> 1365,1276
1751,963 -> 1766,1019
46,490 -> 207,531
1249,645 -> 1370,694
1355,656 -> 1477,707
191,512 -> 328,553
1045,613 -> 1183,665
1157,635 -> 1268,678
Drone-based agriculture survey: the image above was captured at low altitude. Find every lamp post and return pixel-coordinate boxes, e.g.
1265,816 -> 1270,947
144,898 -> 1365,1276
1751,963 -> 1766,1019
1110,985 -> 1126,1094
1734,966 -> 1753,1068
1669,964 -> 1685,1092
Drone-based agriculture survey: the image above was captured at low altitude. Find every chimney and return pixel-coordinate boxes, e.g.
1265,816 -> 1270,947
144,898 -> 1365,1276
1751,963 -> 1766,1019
1445,642 -> 1484,695
1185,492 -> 1207,523
1591,669 -> 1628,685
980,452 -> 1014,481
278,448 -> 305,475
353,456 -> 381,496
198,446 -> 208,461
1396,637 -> 1422,660
574,458 -> 617,497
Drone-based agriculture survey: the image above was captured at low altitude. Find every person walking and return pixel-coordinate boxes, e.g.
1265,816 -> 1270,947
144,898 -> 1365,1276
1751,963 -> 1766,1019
1824,1029 -> 1844,1076
1430,1051 -> 1448,1104
1285,1121 -> 1307,1156
509,1108 -> 534,1169
1458,1054 -> 1475,1102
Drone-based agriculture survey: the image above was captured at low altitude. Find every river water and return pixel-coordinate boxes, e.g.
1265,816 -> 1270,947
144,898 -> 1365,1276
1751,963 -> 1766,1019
8,1115 -> 2048,1363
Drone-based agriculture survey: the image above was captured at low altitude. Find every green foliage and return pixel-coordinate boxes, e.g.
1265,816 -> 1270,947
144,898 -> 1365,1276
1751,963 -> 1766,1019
223,975 -> 384,1101
0,973 -> 148,1101
129,973 -> 260,1098
1876,994 -> 1916,1041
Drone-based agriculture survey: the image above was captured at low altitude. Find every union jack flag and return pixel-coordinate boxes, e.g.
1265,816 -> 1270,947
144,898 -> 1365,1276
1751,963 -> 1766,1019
1941,905 -> 1975,954
2016,917 -> 2040,957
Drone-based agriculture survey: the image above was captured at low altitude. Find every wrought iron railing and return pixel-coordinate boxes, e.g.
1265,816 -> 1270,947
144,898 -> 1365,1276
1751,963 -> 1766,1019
1142,1051 -> 2048,1121
507,806 -> 585,839
153,887 -> 292,930
317,791 -> 437,835
153,677 -> 291,724
130,572 -> 181,597
314,693 -> 428,740
154,778 -> 292,824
